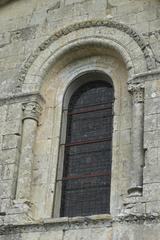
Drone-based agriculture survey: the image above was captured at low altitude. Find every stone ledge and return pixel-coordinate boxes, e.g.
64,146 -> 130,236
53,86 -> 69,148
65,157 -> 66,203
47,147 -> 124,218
0,214 -> 112,235
44,214 -> 112,225
1,213 -> 160,235
0,92 -> 45,107
113,214 -> 160,224
128,68 -> 160,85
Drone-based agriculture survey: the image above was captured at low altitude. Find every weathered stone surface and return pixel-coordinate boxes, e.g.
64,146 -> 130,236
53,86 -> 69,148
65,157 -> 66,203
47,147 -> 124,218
2,134 -> 21,150
0,180 -> 13,198
0,32 -> 10,48
0,0 -> 160,239
64,227 -> 112,240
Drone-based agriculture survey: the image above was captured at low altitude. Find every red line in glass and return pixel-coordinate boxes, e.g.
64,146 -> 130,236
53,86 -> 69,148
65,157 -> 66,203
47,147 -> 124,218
57,172 -> 111,181
68,106 -> 112,116
65,138 -> 112,147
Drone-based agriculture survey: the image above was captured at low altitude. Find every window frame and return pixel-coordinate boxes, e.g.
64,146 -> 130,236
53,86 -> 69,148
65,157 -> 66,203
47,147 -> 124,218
53,72 -> 114,218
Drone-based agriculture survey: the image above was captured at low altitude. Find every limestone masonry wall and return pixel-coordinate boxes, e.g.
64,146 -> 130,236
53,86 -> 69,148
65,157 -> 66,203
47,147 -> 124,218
0,0 -> 160,239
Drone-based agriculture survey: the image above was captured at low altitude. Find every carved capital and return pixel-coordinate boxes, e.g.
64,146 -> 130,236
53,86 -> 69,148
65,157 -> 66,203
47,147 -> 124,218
22,102 -> 42,122
128,83 -> 144,103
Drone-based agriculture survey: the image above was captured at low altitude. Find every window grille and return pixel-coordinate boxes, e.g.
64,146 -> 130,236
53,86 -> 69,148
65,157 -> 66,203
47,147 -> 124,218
59,80 -> 114,217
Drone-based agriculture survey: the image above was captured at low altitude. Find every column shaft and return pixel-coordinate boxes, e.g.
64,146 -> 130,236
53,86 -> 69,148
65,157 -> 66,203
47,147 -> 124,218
16,102 -> 41,202
128,84 -> 144,196
16,119 -> 37,200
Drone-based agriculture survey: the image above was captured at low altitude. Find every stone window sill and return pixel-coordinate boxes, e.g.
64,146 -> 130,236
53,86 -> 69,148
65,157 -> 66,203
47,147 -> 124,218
43,214 -> 112,225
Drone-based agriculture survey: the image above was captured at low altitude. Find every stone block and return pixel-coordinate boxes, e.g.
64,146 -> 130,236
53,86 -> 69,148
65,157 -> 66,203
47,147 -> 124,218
151,41 -> 160,64
14,230 -> 63,240
20,232 -> 41,240
144,114 -> 157,132
64,227 -> 112,240
11,26 -> 37,42
3,120 -> 22,135
133,21 -> 150,34
144,147 -> 158,166
0,105 -> 8,124
136,9 -> 157,23
145,80 -> 160,99
150,19 -> 160,32
143,223 -> 160,240
157,147 -> 160,161
119,129 -> 131,145
143,163 -> 160,184
115,13 -> 137,26
0,164 -> 2,180
65,0 -> 86,5
0,32 -> 10,48
1,198 -> 11,212
39,231 -> 63,240
119,114 -> 131,130
113,223 -> 143,240
0,149 -> 19,164
144,130 -> 159,148
30,10 -> 48,26
133,55 -> 147,73
36,107 -> 54,140
2,164 -> 15,180
145,148 -> 160,181
143,183 -> 160,201
6,103 -> 22,121
116,2 -> 144,16
146,201 -> 160,215
47,1 -> 60,12
0,180 -> 13,198
145,97 -> 160,115
2,134 -> 21,150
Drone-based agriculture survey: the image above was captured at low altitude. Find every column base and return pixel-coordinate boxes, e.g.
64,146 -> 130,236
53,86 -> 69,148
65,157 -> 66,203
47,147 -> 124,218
6,199 -> 33,217
13,199 -> 33,211
3,199 -> 34,225
128,186 -> 142,197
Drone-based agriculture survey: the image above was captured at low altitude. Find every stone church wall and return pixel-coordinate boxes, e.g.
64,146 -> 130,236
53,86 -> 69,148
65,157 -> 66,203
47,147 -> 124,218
0,0 -> 160,239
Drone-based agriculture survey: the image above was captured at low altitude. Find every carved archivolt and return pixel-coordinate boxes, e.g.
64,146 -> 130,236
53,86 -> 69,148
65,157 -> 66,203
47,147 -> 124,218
18,19 -> 156,90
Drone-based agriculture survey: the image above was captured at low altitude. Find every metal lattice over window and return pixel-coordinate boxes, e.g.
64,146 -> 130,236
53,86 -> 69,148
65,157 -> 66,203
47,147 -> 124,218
59,80 -> 114,217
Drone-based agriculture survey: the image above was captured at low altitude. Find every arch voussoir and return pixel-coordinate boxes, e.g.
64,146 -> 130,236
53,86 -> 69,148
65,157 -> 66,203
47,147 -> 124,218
18,19 -> 154,93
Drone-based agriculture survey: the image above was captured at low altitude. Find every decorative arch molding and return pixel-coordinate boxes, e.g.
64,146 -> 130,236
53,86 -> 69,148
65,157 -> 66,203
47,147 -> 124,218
18,19 -> 156,92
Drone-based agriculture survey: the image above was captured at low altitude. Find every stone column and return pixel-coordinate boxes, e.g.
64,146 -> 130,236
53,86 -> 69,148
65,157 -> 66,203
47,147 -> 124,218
16,102 -> 41,203
128,83 -> 144,196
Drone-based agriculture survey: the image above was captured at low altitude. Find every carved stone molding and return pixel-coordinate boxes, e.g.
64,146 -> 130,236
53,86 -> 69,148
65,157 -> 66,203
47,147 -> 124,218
0,92 -> 45,107
128,83 -> 144,103
128,68 -> 160,85
22,102 -> 42,122
17,19 -> 156,88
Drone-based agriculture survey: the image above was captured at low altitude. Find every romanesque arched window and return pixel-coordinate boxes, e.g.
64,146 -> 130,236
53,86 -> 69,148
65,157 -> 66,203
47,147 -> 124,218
56,78 -> 114,217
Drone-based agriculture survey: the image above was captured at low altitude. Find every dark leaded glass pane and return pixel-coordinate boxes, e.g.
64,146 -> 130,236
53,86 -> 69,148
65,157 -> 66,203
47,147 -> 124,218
60,80 -> 114,217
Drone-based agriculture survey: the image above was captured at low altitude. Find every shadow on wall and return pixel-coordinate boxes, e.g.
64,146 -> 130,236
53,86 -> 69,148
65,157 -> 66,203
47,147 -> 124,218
0,0 -> 16,6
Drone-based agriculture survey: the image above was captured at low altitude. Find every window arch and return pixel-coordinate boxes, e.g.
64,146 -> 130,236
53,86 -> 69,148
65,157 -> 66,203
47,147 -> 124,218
55,73 -> 114,217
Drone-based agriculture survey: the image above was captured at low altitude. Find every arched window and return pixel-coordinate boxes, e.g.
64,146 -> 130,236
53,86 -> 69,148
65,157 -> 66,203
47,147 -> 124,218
57,78 -> 114,217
